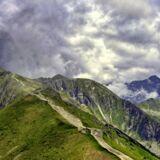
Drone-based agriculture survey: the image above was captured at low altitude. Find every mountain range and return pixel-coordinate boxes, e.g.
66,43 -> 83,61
125,75 -> 160,104
0,67 -> 160,160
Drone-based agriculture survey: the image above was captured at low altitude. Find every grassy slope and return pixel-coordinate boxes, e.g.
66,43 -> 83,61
0,95 -> 118,160
41,89 -> 160,160
59,106 -> 160,160
103,126 -> 159,160
0,82 -> 159,160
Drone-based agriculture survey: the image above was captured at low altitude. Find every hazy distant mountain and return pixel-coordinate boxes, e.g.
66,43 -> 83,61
125,75 -> 160,104
0,67 -> 160,159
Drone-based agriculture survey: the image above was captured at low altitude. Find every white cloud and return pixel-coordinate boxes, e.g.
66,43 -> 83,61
0,0 -> 19,16
146,91 -> 158,99
108,82 -> 131,97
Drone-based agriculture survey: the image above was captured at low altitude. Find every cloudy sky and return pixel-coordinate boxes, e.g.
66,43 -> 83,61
0,0 -> 160,93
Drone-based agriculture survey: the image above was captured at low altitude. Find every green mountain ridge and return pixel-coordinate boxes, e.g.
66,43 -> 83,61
0,68 -> 159,159
39,75 -> 160,156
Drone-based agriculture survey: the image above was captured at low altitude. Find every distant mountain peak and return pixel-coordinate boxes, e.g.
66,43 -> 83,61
124,75 -> 160,104
148,75 -> 160,81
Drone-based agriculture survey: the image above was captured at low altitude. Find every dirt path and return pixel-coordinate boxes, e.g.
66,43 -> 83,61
90,129 -> 133,160
35,93 -> 85,131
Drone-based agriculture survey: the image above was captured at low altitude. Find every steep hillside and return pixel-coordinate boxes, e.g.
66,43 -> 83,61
0,89 -> 159,160
0,95 -> 119,160
39,75 -> 160,156
39,88 -> 159,160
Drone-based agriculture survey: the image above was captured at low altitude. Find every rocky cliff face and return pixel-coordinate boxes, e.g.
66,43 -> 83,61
39,75 -> 160,156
